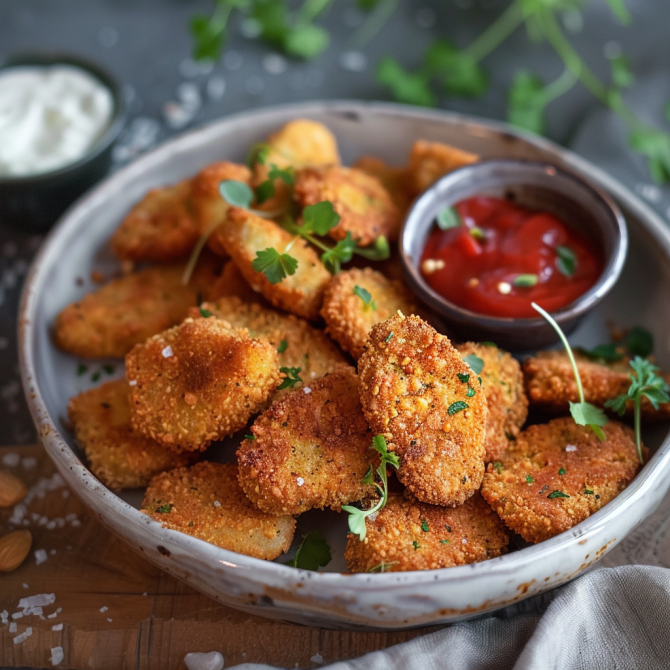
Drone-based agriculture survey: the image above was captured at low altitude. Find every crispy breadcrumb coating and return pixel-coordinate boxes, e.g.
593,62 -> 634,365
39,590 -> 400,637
321,268 -> 418,360
53,258 -> 223,359
456,343 -> 528,462
345,493 -> 508,572
192,297 -> 348,389
110,179 -> 200,262
408,140 -> 479,194
480,417 -> 644,544
126,318 -> 280,452
358,314 -> 488,507
294,166 -> 401,246
207,261 -> 266,305
211,206 -> 330,321
68,379 -> 192,491
190,161 -> 252,257
237,368 -> 373,515
523,351 -> 670,421
142,462 -> 295,560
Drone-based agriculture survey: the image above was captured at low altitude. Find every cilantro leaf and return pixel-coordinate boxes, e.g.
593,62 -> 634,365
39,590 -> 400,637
353,285 -> 376,310
268,164 -> 295,185
77,364 -> 88,377
301,201 -> 341,236
321,232 -> 356,274
436,206 -> 462,230
424,40 -> 488,98
190,14 -> 225,61
463,354 -> 484,375
247,143 -> 271,167
605,393 -> 628,417
251,248 -> 298,284
555,245 -> 577,277
199,307 -> 213,318
507,71 -> 546,135
626,326 -> 653,358
251,0 -> 289,45
220,180 -> 254,208
285,531 -> 332,571
629,128 -> 670,183
278,366 -> 302,390
284,24 -> 330,59
376,57 -> 436,107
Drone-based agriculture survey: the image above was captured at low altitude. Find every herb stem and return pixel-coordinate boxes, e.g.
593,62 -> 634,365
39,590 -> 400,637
295,0 -> 334,27
351,0 -> 399,50
634,398 -> 643,464
301,231 -> 331,253
462,0 -> 525,63
182,218 -> 223,285
540,64 -> 577,104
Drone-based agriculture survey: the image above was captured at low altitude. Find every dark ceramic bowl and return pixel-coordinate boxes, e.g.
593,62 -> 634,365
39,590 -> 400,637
401,159 -> 628,351
0,52 -> 126,231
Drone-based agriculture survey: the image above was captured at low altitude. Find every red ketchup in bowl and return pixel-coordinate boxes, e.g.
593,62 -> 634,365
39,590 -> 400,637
419,196 -> 603,319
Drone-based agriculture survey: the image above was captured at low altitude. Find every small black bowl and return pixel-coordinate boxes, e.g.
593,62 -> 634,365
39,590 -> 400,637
400,159 -> 628,351
0,52 -> 126,231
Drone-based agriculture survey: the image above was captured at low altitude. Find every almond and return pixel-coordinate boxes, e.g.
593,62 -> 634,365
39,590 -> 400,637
0,470 -> 28,507
0,530 -> 32,572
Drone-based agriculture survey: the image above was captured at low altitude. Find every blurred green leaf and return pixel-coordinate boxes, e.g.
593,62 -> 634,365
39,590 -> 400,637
376,58 -> 436,107
610,54 -> 634,88
629,128 -> 670,183
424,40 -> 488,97
508,71 -> 546,134
284,24 -> 330,59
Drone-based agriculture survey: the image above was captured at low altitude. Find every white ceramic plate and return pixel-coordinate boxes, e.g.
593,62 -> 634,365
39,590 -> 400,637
19,101 -> 670,630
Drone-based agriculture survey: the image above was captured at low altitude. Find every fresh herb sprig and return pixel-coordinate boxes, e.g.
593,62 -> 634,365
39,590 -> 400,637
354,285 -> 376,310
605,357 -> 670,463
532,302 -> 608,441
342,435 -> 399,541
284,531 -> 332,570
278,366 -> 302,390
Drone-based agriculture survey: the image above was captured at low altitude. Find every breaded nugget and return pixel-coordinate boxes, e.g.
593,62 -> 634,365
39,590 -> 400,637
211,206 -> 330,321
321,268 -> 418,360
456,343 -> 528,462
358,314 -> 488,507
408,139 -> 479,194
237,368 -> 373,515
142,462 -> 295,560
110,179 -> 200,262
294,166 -> 401,246
480,417 -> 644,544
192,297 -> 348,386
190,161 -> 252,257
53,258 -> 222,359
344,493 -> 509,572
126,318 -> 280,451
523,351 -> 670,421
68,379 -> 192,490
206,261 -> 265,305
353,155 -> 414,221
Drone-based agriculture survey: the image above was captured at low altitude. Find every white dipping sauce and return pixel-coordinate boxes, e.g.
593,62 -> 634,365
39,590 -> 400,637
0,64 -> 114,177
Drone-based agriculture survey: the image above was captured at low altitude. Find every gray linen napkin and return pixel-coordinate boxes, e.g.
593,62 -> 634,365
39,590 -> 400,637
228,69 -> 670,670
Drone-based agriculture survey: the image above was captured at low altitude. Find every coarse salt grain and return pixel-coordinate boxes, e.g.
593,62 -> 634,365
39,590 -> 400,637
213,501 -> 221,508
52,623 -> 63,631
462,538 -> 467,544
566,444 -> 578,452
51,646 -> 64,666
497,281 -> 512,295
107,618 -> 113,622
9,622 -> 17,632
162,346 -> 173,358
183,651 -> 225,670
22,583 -> 28,589
129,379 -> 137,386
13,626 -> 32,644
296,477 -> 304,487
303,387 -> 312,394
311,652 -> 324,664
99,606 -> 108,613
35,549 -> 48,565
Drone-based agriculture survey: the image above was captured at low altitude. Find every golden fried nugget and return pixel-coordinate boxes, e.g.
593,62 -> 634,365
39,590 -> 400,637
481,417 -> 644,544
190,161 -> 253,257
192,297 -> 348,387
142,462 -> 295,560
110,179 -> 200,262
294,166 -> 401,246
523,351 -> 670,421
211,206 -> 330,321
353,155 -> 414,221
53,258 -> 223,359
358,314 -> 488,507
321,268 -> 418,360
68,379 -> 192,491
206,261 -> 265,305
408,139 -> 479,194
237,368 -> 373,515
126,318 -> 280,451
344,493 -> 509,572
456,343 -> 528,462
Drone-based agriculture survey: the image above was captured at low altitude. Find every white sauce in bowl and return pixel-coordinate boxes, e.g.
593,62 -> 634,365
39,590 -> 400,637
0,64 -> 114,177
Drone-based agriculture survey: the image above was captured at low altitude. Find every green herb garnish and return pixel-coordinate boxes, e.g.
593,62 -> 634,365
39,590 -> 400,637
244,434 -> 256,441
466,387 -> 476,397
547,490 -> 570,499
463,354 -> 484,375
413,540 -> 420,550
343,435 -> 400,541
385,332 -> 394,344
493,462 -> 503,474
555,245 -> 577,277
457,373 -> 470,384
278,366 -> 302,390
77,364 -> 88,377
439,539 -> 450,545
448,401 -> 468,415
199,307 -> 213,318
277,339 -> 288,353
368,560 -> 398,573
579,343 -> 623,362
525,475 -> 534,484
558,467 -> 566,475
421,519 -> 429,532
626,326 -> 654,358
219,180 -> 254,209
584,488 -> 595,495
436,206 -> 462,230
284,531 -> 331,571
251,248 -> 299,285
91,371 -> 101,383
513,274 -> 538,287
353,285 -> 376,310
532,302 -> 608,441
155,503 -> 173,514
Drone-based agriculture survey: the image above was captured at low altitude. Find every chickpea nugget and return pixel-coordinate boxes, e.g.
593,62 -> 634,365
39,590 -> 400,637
211,206 -> 330,321
408,139 -> 479,194
321,268 -> 419,360
110,179 -> 200,262
294,166 -> 401,246
456,343 -> 528,462
523,351 -> 670,421
53,260 -> 221,359
358,314 -> 488,507
142,462 -> 295,560
481,417 -> 644,544
345,493 -> 509,573
238,368 -> 373,515
68,379 -> 192,490
126,318 -> 281,451
193,297 -> 347,387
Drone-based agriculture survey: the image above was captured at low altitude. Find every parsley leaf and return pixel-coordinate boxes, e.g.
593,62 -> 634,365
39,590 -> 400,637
278,366 -> 302,390
629,128 -> 670,183
507,71 -> 547,135
436,206 -> 462,230
247,143 -> 270,167
285,531 -> 332,571
493,462 -> 503,474
424,40 -> 488,97
626,326 -> 653,358
251,248 -> 298,284
220,180 -> 254,208
353,285 -> 376,310
77,364 -> 88,377
457,373 -> 470,384
353,235 -> 391,262
376,57 -> 436,107
190,13 -> 225,61
321,232 -> 356,274
155,503 -> 173,514
555,245 -> 577,277
255,179 -> 276,204
525,475 -> 534,484
463,354 -> 484,375
301,201 -> 341,236
244,434 -> 256,441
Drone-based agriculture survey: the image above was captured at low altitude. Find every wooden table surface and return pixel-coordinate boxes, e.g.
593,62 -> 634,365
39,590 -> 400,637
0,444 -> 431,670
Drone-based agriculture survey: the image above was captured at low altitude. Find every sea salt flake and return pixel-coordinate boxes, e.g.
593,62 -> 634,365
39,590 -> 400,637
296,477 -> 305,487
128,379 -> 137,386
566,444 -> 578,452
9,622 -> 17,632
52,623 -> 63,631
19,593 -> 55,610
213,501 -> 221,507
303,387 -> 312,394
100,606 -> 108,613
12,612 -> 23,619
35,548 -> 48,564
22,583 -> 28,589
13,626 -> 32,644
184,651 -> 224,670
162,345 -> 174,358
51,646 -> 64,666
462,538 -> 467,544
107,617 -> 113,622
311,652 -> 324,664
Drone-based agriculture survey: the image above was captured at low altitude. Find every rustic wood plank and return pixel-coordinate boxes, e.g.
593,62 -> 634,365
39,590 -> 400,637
0,445 -> 430,669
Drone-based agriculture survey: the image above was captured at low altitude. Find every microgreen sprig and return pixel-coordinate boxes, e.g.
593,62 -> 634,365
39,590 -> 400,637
353,285 -> 376,310
342,435 -> 400,541
532,302 -> 608,441
605,357 -> 670,463
278,366 -> 302,390
284,531 -> 332,571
